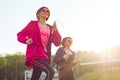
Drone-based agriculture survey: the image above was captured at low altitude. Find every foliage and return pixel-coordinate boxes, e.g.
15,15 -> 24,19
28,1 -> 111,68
0,52 -> 29,80
0,46 -> 120,80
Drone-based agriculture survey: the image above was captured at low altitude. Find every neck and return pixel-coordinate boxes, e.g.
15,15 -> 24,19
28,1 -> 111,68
38,20 -> 47,28
39,21 -> 46,25
64,47 -> 70,50
39,18 -> 46,24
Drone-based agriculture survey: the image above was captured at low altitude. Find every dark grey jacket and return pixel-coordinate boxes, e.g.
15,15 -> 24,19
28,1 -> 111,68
54,47 -> 76,70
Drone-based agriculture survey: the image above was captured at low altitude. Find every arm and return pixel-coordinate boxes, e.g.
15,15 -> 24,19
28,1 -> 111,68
72,60 -> 80,67
71,52 -> 80,66
54,47 -> 65,64
51,30 -> 62,46
17,21 -> 33,44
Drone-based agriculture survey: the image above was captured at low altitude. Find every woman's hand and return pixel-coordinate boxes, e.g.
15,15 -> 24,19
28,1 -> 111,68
26,38 -> 33,45
63,54 -> 70,61
75,59 -> 81,65
52,21 -> 57,33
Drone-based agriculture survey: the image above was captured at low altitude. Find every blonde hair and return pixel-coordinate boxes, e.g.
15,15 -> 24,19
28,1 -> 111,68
36,6 -> 50,21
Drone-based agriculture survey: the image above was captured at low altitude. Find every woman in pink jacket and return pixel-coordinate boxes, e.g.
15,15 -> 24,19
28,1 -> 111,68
17,6 -> 62,80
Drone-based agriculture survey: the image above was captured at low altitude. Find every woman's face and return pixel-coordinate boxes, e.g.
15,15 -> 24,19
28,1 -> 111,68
64,38 -> 73,48
38,8 -> 50,20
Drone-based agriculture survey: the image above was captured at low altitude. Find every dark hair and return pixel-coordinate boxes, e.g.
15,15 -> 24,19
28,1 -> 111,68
36,6 -> 50,21
62,37 -> 72,47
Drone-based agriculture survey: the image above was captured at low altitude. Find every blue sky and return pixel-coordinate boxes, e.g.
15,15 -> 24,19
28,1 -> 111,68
1,0 -> 120,55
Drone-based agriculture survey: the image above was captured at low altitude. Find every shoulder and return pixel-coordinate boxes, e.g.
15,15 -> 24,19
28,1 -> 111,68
69,49 -> 75,54
57,47 -> 64,51
56,47 -> 65,54
29,20 -> 39,28
55,47 -> 65,55
30,20 -> 38,23
46,24 -> 52,29
26,20 -> 38,26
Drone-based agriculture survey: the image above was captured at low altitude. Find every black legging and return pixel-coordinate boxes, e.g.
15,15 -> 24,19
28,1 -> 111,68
29,59 -> 54,80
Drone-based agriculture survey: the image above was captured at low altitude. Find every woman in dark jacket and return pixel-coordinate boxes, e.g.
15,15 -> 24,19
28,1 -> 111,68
54,37 -> 80,80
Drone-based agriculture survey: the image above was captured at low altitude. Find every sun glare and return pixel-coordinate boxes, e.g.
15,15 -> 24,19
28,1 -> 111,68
71,29 -> 120,53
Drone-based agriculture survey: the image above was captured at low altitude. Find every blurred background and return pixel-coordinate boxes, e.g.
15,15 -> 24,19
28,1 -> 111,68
0,0 -> 120,80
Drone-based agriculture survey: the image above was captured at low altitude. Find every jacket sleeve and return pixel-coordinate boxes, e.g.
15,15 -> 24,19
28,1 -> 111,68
51,30 -> 62,46
17,21 -> 33,44
54,47 -> 65,64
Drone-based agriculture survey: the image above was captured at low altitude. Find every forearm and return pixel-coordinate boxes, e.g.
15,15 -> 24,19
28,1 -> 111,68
51,30 -> 62,46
